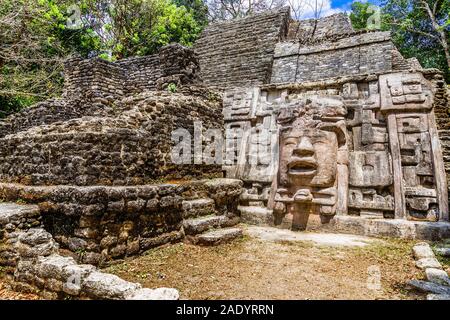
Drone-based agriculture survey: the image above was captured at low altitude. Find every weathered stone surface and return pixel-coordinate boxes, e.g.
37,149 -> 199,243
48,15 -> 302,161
182,198 -> 216,219
238,206 -> 273,225
125,288 -> 180,300
82,272 -> 141,299
194,7 -> 290,89
328,216 -> 450,240
196,228 -> 243,246
0,203 -> 40,226
435,247 -> 450,257
183,215 -> 238,235
425,268 -> 450,286
272,32 -> 393,83
407,280 -> 450,295
0,89 -> 223,186
273,96 -> 346,230
415,257 -> 443,270
37,254 -> 77,280
427,294 -> 450,300
0,179 -> 242,264
412,242 -> 435,259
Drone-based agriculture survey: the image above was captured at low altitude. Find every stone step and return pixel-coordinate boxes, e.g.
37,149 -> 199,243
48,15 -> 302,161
196,227 -> 243,246
0,203 -> 41,229
238,205 -> 273,226
183,215 -> 239,235
182,198 -> 216,219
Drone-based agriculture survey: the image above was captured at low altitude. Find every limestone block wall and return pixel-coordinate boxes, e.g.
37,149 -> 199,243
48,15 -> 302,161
63,44 -> 200,100
0,179 -> 243,266
63,56 -> 127,102
115,55 -> 162,93
0,44 -> 201,140
287,13 -> 354,41
0,206 -> 179,300
0,99 -> 115,139
271,32 -> 393,83
0,90 -> 223,186
429,71 -> 450,193
194,7 -> 290,89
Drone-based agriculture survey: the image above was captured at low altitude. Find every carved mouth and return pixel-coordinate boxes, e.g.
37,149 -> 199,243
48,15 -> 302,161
287,158 -> 317,176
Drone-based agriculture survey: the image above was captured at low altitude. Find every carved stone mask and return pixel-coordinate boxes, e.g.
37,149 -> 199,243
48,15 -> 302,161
280,127 -> 338,188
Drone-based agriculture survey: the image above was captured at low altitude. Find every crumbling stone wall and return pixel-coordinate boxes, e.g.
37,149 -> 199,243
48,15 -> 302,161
194,7 -> 290,89
0,89 -> 223,186
0,44 -> 200,140
0,99 -> 115,139
115,55 -> 162,94
0,179 -> 242,266
428,71 -> 450,195
0,205 -> 179,300
63,56 -> 127,102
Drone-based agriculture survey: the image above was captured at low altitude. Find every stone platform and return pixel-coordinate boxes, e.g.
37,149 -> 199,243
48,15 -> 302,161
328,216 -> 450,240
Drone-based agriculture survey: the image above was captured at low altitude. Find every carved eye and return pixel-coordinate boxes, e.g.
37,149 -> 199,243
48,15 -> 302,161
284,138 -> 297,146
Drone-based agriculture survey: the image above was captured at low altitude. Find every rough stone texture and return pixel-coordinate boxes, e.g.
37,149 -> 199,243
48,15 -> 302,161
238,206 -> 273,225
425,268 -> 450,286
412,242 -> 435,259
0,203 -> 41,229
427,294 -> 450,300
287,13 -> 354,42
194,7 -> 290,89
183,215 -> 238,235
125,287 -> 180,300
213,10 -> 448,233
415,257 -> 443,270
182,198 -> 217,219
407,280 -> 450,295
0,179 -> 242,264
196,227 -> 243,246
328,215 -> 450,240
227,73 -> 448,232
0,90 -> 223,186
0,207 -> 179,300
435,247 -> 450,257
271,32 -> 393,83
83,272 -> 141,299
63,44 -> 199,101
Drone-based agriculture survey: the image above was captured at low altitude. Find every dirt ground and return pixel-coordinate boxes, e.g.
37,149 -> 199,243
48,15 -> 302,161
103,225 -> 425,300
0,278 -> 39,300
1,223 -> 443,300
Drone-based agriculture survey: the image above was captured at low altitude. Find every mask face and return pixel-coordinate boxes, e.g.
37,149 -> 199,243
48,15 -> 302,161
280,127 -> 338,188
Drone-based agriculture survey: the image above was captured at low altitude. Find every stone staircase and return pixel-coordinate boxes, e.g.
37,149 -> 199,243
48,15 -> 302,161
181,198 -> 243,245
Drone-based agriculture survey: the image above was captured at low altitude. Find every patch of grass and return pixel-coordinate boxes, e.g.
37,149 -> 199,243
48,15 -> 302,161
354,238 -> 415,260
15,198 -> 27,205
431,241 -> 450,270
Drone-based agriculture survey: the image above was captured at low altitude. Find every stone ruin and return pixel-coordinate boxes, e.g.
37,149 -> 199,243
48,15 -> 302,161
0,7 -> 449,299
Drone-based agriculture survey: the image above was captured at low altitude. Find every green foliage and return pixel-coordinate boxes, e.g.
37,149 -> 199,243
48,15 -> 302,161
0,0 -> 206,116
173,0 -> 209,28
350,2 -> 390,31
167,83 -> 178,93
83,0 -> 204,59
350,0 -> 450,82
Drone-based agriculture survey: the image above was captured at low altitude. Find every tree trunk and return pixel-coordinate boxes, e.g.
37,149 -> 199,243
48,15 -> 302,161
421,0 -> 450,72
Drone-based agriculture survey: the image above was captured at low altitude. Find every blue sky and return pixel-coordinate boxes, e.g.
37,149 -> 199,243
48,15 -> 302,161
329,0 -> 380,14
293,0 -> 381,18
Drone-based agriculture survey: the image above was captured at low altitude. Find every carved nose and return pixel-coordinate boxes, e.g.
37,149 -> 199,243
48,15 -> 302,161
294,137 -> 314,156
